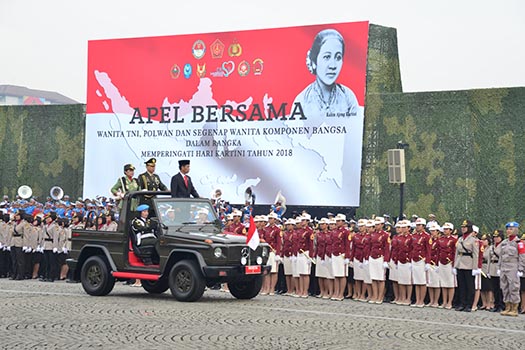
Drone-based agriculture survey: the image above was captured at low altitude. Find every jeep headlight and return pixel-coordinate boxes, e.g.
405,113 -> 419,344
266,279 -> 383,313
214,247 -> 223,258
256,256 -> 263,265
262,246 -> 268,257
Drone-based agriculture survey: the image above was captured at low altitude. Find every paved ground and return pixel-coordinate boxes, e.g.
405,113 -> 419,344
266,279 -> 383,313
1,279 -> 524,349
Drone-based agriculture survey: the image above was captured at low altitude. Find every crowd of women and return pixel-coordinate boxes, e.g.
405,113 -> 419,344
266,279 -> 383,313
231,212 -> 525,317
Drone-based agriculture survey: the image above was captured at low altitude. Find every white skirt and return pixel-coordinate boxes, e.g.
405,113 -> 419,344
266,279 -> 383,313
283,256 -> 293,276
267,251 -> 278,273
474,273 -> 481,290
411,259 -> 427,285
331,254 -> 346,277
315,257 -> 327,278
438,262 -> 455,288
388,260 -> 398,281
397,262 -> 412,285
369,256 -> 386,281
292,256 -> 300,278
427,266 -> 440,288
325,257 -> 334,279
363,260 -> 372,284
296,251 -> 311,276
353,258 -> 364,281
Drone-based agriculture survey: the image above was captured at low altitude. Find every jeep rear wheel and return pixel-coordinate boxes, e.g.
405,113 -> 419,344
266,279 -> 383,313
142,279 -> 169,294
81,256 -> 115,296
228,276 -> 263,299
168,260 -> 205,302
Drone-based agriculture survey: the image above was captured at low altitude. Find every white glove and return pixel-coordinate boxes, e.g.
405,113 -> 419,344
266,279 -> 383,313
518,271 -> 523,278
383,262 -> 389,269
472,269 -> 481,276
425,264 -> 431,271
349,261 -> 354,268
6,246 -> 10,251
37,245 -> 42,252
496,269 -> 500,276
53,247 -> 58,253
434,267 -> 439,273
22,246 -> 28,251
363,260 -> 369,266
344,258 -> 350,264
358,262 -> 363,269
39,247 -> 44,253
452,268 -> 457,275
62,247 -> 68,254
0,243 -> 3,249
274,255 -> 281,262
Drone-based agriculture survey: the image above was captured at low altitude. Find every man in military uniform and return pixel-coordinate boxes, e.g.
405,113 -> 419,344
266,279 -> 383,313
137,158 -> 168,208
498,222 -> 525,316
453,219 -> 481,312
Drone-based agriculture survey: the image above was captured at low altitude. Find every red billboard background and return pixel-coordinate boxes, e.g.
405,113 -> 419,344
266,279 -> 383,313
87,21 -> 369,115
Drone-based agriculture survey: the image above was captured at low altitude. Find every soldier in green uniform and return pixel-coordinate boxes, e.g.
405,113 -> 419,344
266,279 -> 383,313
111,164 -> 140,210
137,158 -> 168,208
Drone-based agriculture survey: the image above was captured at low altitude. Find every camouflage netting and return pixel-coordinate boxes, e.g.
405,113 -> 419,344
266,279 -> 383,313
359,87 -> 525,232
1,25 -> 524,233
0,104 -> 85,200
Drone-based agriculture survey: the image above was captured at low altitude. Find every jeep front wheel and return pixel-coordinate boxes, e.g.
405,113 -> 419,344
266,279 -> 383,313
228,276 -> 263,299
142,279 -> 169,294
80,256 -> 115,296
168,260 -> 206,302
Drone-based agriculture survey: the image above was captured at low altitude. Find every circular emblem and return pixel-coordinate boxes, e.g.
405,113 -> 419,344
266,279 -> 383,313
228,40 -> 242,57
170,64 -> 180,79
238,60 -> 250,77
241,247 -> 249,258
253,58 -> 264,75
183,63 -> 192,79
192,40 -> 206,59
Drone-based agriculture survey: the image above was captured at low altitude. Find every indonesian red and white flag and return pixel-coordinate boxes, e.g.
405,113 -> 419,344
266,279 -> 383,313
246,215 -> 260,251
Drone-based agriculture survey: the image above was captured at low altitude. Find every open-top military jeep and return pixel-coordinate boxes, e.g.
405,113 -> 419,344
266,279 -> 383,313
67,191 -> 270,302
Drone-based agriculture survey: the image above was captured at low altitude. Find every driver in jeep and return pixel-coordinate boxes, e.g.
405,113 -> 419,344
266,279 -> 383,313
130,204 -> 159,265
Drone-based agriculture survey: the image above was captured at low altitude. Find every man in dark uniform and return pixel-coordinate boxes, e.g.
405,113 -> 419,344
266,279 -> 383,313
137,158 -> 168,207
171,160 -> 200,198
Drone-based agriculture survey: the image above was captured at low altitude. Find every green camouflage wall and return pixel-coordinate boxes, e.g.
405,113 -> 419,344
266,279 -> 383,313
0,104 -> 85,200
359,88 -> 525,232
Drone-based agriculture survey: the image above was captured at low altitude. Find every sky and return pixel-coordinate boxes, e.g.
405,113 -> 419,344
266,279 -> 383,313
0,0 -> 523,103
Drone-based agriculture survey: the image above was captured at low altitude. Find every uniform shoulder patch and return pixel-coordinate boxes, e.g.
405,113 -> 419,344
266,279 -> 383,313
310,233 -> 314,241
480,246 -> 485,252
429,238 -> 433,245
518,241 -> 525,254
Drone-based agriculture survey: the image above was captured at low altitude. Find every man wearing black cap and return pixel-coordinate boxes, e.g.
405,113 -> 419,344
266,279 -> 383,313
138,158 -> 168,206
171,160 -> 200,198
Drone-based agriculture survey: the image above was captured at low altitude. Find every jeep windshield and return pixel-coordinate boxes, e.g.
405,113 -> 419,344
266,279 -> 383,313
154,198 -> 219,227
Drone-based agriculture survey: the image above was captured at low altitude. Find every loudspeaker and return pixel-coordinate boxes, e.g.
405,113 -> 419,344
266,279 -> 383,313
387,149 -> 406,184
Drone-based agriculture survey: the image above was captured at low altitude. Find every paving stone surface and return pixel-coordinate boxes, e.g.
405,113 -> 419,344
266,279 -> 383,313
1,279 -> 524,349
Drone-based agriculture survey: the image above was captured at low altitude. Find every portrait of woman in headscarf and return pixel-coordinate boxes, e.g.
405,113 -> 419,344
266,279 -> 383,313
294,29 -> 359,118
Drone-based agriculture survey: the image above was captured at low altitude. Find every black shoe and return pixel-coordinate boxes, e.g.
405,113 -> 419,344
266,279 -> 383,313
463,307 -> 472,312
455,306 -> 465,311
